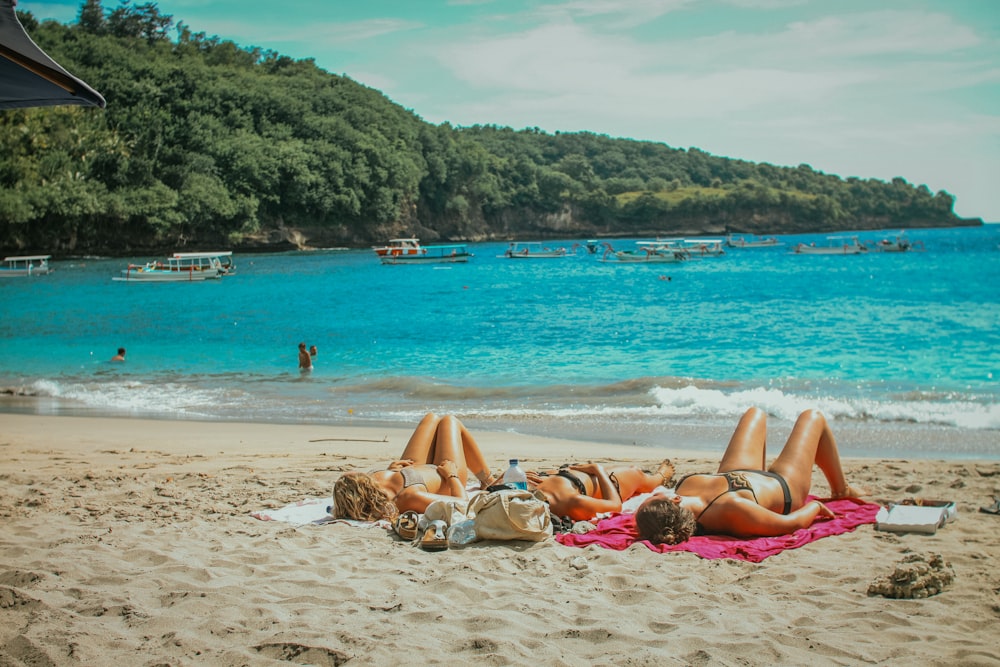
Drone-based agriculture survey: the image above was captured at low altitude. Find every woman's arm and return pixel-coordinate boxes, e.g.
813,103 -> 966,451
568,463 -> 620,503
556,495 -> 624,521
713,497 -> 833,538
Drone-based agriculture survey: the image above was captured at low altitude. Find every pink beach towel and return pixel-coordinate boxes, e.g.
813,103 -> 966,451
556,497 -> 880,562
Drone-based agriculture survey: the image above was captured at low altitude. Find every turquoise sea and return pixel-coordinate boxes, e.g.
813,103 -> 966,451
1,226 -> 998,459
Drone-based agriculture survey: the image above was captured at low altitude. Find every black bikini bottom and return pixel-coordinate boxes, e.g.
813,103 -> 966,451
756,470 -> 792,515
536,467 -> 589,496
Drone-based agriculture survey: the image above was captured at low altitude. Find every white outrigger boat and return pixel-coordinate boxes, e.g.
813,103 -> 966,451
726,234 -> 783,249
374,238 -> 471,264
792,236 -> 868,255
501,242 -> 569,259
0,255 -> 52,277
658,238 -> 726,257
113,252 -> 231,282
601,241 -> 690,263
172,251 -> 235,274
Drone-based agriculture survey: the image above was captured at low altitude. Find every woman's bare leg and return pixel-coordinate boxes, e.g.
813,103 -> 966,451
429,415 -> 470,485
768,409 -> 860,505
455,419 -> 493,485
717,407 -> 768,472
400,413 -> 442,463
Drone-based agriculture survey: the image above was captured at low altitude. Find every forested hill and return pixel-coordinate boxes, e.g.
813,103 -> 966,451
0,2 -> 981,256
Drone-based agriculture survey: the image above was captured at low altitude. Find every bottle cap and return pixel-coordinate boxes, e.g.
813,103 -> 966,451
509,459 -> 518,465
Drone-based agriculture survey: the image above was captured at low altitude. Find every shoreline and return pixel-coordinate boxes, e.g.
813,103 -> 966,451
3,404 -> 998,461
2,412 -> 999,665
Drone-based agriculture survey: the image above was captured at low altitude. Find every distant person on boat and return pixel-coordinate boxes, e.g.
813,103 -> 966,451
634,407 -> 866,545
298,342 -> 312,371
331,413 -> 497,522
110,347 -> 126,362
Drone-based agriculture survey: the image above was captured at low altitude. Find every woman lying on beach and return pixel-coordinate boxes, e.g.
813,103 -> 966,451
635,407 -> 866,545
527,461 -> 675,522
331,413 -> 495,523
332,412 -> 674,524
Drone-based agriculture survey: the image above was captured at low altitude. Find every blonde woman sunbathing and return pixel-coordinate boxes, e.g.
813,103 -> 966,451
635,407 -> 866,545
331,413 -> 496,523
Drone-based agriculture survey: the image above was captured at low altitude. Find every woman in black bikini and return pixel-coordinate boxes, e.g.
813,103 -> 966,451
331,413 -> 496,522
635,407 -> 866,545
527,461 -> 675,522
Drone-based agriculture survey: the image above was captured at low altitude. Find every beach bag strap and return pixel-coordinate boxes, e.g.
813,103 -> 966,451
467,489 -> 553,542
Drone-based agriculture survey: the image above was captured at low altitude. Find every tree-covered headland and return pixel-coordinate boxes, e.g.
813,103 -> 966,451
0,1 -> 981,255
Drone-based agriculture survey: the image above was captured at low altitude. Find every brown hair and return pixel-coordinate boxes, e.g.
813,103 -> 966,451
332,472 -> 398,522
634,496 -> 697,545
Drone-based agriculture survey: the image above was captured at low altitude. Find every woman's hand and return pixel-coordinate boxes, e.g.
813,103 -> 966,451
568,462 -> 604,475
436,459 -> 459,480
387,459 -> 415,471
812,500 -> 835,519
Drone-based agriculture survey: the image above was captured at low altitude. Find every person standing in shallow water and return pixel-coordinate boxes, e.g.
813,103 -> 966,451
298,342 -> 312,371
110,347 -> 126,362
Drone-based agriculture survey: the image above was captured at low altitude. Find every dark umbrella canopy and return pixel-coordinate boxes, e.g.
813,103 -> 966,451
0,0 -> 105,109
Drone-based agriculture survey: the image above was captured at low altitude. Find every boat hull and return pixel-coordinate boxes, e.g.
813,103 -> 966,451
113,268 -> 222,282
379,253 -> 471,265
0,268 -> 51,277
793,245 -> 867,255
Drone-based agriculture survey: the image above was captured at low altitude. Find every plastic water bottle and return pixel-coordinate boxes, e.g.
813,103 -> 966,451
447,519 -> 477,546
503,459 -> 528,490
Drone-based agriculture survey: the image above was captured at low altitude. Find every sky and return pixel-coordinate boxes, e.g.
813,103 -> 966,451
18,0 -> 1000,222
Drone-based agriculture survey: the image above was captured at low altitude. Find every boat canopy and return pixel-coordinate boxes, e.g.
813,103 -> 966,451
0,0 -> 105,109
3,254 -> 51,261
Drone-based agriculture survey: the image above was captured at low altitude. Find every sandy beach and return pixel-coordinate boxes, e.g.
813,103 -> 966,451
1,413 -> 998,666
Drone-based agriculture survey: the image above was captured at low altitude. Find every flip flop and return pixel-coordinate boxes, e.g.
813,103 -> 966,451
979,497 -> 1000,515
419,519 -> 449,552
393,511 -> 420,540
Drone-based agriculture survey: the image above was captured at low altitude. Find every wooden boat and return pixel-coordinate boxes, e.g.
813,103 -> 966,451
113,254 -> 227,282
502,242 -> 568,259
373,238 -> 424,258
376,238 -> 471,264
726,234 -> 783,249
792,236 -> 868,255
601,242 -> 690,263
869,232 -> 924,253
0,255 -> 51,277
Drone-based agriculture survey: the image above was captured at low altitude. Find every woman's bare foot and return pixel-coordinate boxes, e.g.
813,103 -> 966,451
656,459 -> 675,487
476,469 -> 498,490
831,484 -> 869,499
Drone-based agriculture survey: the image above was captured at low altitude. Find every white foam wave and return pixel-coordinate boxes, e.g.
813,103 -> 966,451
24,378 -> 232,417
650,384 -> 1000,429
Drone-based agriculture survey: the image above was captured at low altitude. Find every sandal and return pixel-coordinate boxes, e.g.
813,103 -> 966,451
979,496 -> 1000,515
393,511 -> 420,540
419,519 -> 449,552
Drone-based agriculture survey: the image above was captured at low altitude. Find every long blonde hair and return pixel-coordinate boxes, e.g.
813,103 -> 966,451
332,472 -> 398,522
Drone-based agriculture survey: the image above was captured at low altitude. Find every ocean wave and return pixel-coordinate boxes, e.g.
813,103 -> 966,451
4,375 -> 997,432
649,384 -> 1000,430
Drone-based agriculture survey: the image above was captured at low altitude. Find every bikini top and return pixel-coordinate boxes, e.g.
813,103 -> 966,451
399,466 -> 425,489
674,471 -> 760,532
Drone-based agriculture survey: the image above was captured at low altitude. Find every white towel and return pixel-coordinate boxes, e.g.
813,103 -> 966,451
250,497 -> 390,529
